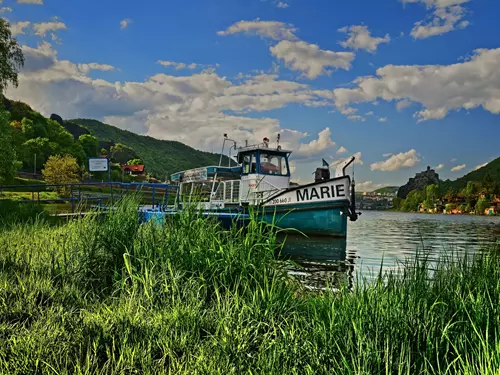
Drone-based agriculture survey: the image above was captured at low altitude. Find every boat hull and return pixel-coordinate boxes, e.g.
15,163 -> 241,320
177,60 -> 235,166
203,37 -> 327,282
258,200 -> 349,237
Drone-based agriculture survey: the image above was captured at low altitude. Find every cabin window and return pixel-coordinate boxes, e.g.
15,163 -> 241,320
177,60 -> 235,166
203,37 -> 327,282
260,153 -> 289,176
242,153 -> 257,174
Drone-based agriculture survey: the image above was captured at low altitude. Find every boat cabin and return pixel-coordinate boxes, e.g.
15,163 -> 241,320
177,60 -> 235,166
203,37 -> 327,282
170,137 -> 293,208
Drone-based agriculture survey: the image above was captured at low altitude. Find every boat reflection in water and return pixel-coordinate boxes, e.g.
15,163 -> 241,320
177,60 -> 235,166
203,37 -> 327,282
277,234 -> 357,291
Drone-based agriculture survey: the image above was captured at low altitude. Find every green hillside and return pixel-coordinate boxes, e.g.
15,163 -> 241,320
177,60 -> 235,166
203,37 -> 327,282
71,119 -> 233,180
441,157 -> 500,192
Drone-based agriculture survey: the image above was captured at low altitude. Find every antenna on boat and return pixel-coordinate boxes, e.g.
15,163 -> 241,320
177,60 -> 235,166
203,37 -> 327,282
276,133 -> 281,149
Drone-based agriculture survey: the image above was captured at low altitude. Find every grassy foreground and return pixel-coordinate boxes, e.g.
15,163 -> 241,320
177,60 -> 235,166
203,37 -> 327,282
0,201 -> 499,374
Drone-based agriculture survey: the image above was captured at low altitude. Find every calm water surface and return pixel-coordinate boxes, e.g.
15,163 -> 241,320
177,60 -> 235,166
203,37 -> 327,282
280,211 -> 500,289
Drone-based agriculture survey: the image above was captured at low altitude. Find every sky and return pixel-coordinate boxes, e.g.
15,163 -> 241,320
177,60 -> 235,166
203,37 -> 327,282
3,0 -> 500,191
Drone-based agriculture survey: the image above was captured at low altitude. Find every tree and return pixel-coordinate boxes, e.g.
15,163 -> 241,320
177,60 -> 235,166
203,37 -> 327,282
461,181 -> 478,208
78,134 -> 99,158
475,198 -> 490,215
0,110 -> 17,182
0,19 -> 24,93
110,143 -> 137,164
42,155 -> 81,196
401,189 -> 426,212
21,137 -> 53,170
424,184 -> 440,210
127,158 -> 144,165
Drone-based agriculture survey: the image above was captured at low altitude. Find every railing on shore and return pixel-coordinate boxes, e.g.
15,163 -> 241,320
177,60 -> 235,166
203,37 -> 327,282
0,182 -> 180,214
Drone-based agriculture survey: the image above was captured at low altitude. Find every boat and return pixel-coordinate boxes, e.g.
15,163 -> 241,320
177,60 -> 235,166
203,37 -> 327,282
144,134 -> 360,237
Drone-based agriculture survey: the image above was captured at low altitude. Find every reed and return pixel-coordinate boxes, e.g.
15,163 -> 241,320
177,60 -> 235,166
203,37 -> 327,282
0,199 -> 498,374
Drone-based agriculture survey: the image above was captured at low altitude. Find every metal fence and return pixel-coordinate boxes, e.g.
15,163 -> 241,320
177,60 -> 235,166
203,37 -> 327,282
0,182 -> 180,214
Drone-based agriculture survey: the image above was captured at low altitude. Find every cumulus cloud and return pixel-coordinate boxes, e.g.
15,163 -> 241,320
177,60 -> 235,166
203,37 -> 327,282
276,2 -> 289,8
347,115 -> 365,122
217,19 -> 298,41
10,21 -> 31,36
403,0 -> 470,39
336,146 -> 348,154
270,40 -> 355,79
378,117 -> 387,122
411,5 -> 469,39
396,99 -> 412,111
451,164 -> 466,172
33,20 -> 67,36
7,42 -> 340,165
120,19 -> 132,30
157,60 -> 218,72
338,25 -> 390,53
295,127 -> 335,157
383,153 -> 392,157
356,181 -> 388,193
0,7 -> 13,13
434,163 -> 444,170
17,0 -> 43,4
370,149 -> 420,171
332,48 -> 500,121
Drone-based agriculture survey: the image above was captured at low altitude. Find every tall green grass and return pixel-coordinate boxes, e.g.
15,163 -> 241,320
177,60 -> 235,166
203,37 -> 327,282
0,198 -> 498,374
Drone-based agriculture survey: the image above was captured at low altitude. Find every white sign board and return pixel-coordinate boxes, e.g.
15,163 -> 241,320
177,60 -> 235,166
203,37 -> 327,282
184,167 -> 208,182
89,158 -> 109,172
264,177 -> 350,206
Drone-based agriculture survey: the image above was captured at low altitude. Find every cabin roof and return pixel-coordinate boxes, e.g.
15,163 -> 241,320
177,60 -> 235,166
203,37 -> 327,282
236,145 -> 292,154
121,164 -> 145,173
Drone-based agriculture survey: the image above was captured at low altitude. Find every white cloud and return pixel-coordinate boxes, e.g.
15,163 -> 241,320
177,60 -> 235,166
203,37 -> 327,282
451,164 -> 466,172
270,40 -> 355,79
365,111 -> 374,116
378,117 -> 387,122
217,19 -> 298,41
17,0 -> 43,4
296,127 -> 335,157
10,21 -> 31,36
120,19 -> 132,30
450,158 -> 457,162
411,5 -> 469,39
396,99 -> 412,111
0,7 -> 12,13
276,1 -> 289,8
77,63 -> 115,74
157,60 -> 216,71
383,153 -> 392,157
403,0 -> 470,39
347,115 -> 365,122
332,48 -> 500,121
401,0 -> 469,9
434,163 -> 444,170
7,42 -> 340,161
336,146 -> 348,154
33,20 -> 67,36
356,181 -> 388,193
474,162 -> 489,171
331,151 -> 363,167
370,149 -> 420,171
338,25 -> 390,53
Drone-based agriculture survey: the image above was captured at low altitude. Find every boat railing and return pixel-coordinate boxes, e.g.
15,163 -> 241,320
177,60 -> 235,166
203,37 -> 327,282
210,180 -> 241,206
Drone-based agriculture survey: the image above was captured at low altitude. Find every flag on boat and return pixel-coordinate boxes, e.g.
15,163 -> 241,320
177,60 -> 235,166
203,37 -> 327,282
322,158 -> 329,168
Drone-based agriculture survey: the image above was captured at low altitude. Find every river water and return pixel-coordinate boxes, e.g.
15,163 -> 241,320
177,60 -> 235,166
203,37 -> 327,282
280,211 -> 500,289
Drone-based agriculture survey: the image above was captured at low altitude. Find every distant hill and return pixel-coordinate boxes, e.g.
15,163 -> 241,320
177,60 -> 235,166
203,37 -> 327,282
71,119 -> 232,179
441,157 -> 500,192
373,186 -> 399,195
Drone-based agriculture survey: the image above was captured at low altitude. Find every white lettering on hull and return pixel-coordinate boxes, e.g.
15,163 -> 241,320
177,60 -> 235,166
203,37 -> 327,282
264,178 -> 350,206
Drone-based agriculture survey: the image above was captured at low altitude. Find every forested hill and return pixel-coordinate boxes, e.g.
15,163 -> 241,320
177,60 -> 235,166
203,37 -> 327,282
441,157 -> 500,192
70,119 -> 228,179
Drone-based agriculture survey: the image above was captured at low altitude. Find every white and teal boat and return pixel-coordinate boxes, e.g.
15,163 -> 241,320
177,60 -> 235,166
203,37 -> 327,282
150,135 -> 359,237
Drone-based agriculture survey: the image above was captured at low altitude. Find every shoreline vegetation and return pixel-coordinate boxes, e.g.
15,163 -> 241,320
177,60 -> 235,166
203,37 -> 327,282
1,199 -> 499,374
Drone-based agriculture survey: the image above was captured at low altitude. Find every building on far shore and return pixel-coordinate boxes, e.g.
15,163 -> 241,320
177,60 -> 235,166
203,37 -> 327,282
121,164 -> 146,176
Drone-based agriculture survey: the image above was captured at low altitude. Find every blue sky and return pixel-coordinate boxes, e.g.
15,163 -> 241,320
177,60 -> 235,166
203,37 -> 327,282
4,0 -> 500,190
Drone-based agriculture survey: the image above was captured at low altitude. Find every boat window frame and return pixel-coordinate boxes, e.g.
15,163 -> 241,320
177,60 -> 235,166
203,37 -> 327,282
239,150 -> 291,177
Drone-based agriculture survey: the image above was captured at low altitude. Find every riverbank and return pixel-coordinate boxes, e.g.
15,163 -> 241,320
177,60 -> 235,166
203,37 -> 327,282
1,201 -> 499,374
